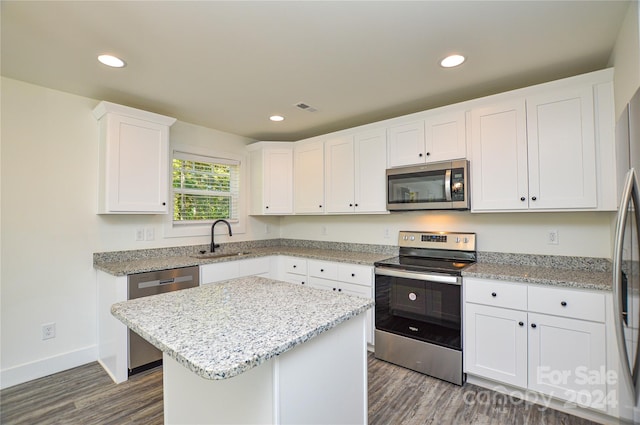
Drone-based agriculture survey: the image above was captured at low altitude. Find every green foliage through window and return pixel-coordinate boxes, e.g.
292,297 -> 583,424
172,157 -> 239,222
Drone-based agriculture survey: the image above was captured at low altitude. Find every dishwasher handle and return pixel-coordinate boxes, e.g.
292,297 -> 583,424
138,275 -> 194,290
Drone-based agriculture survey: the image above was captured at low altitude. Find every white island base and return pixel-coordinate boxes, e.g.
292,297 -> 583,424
163,314 -> 368,425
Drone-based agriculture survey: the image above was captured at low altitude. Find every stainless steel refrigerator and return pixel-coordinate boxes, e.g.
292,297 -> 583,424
613,87 -> 640,424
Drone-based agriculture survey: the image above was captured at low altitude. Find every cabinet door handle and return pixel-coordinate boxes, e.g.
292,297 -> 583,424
491,292 -> 497,297
293,265 -> 297,268
319,205 -> 322,208
332,287 -> 337,291
320,269 -> 324,272
162,202 -> 166,206
349,203 -> 353,207
520,197 -> 526,202
419,153 -> 423,157
351,273 -> 355,277
561,301 -> 567,307
531,323 -> 537,329
266,205 -> 269,209
338,288 -> 342,292
531,196 -> 537,201
355,203 -> 359,207
518,321 -> 524,327
426,152 -> 430,156
301,281 -> 305,285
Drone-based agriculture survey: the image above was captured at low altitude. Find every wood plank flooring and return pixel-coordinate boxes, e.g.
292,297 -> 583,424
1,354 -> 602,424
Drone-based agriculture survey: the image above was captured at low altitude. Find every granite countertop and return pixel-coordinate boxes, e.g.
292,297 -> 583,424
95,245 -> 396,276
111,276 -> 373,380
462,262 -> 612,291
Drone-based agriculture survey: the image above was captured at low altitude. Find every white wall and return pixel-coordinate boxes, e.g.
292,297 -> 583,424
610,1 -> 640,119
0,77 -> 276,388
280,211 -> 613,258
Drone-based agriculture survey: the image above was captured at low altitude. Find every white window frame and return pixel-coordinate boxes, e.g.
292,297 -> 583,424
163,144 -> 247,238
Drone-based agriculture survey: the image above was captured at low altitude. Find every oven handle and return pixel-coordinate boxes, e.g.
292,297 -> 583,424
375,267 -> 461,285
445,169 -> 452,201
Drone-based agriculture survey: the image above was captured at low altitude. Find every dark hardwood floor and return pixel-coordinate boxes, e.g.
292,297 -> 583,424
1,354 -> 602,424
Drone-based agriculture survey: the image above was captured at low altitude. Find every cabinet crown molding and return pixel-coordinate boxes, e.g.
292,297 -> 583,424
92,101 -> 176,126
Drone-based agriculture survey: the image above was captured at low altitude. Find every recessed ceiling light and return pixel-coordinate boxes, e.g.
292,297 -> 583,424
270,115 -> 285,122
98,54 -> 126,68
440,54 -> 465,68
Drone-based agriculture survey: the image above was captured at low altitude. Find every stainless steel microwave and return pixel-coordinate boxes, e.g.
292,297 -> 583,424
386,160 -> 469,211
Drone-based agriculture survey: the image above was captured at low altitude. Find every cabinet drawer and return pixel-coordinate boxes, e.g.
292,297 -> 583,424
282,257 -> 307,275
337,264 -> 372,287
308,260 -> 339,280
465,278 -> 527,310
282,273 -> 307,286
238,257 -> 270,277
528,286 -> 605,322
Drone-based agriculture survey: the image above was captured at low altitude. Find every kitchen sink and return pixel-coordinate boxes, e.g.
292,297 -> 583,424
190,251 -> 251,259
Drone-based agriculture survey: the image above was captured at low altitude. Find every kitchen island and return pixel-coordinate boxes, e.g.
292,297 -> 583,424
111,275 -> 373,425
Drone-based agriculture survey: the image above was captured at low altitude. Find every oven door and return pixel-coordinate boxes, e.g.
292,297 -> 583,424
375,267 -> 462,350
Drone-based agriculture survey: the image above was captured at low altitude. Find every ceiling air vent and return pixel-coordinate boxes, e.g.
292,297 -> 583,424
295,102 -> 318,113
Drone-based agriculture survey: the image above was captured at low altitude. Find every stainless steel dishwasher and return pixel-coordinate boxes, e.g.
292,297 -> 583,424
127,266 -> 199,375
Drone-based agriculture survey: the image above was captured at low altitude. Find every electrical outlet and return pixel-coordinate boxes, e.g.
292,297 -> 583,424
265,224 -> 271,234
42,323 -> 56,340
547,230 -> 559,245
145,227 -> 155,241
135,228 -> 144,241
384,228 -> 390,239
321,225 -> 328,236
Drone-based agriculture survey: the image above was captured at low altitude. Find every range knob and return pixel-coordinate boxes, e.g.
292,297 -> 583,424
410,236 -> 415,241
463,237 -> 469,243
455,237 -> 461,243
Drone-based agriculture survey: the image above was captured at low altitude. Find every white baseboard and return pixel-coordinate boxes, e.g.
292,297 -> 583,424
0,345 -> 97,390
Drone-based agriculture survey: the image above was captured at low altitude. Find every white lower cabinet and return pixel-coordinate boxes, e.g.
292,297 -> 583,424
277,257 -> 374,345
464,277 -> 607,413
200,257 -> 270,285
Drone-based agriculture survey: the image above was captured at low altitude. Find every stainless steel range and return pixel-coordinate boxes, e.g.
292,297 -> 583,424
374,231 -> 476,385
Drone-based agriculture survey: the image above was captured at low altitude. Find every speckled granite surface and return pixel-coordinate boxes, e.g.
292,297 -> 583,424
463,257 -> 613,292
111,276 -> 373,380
94,239 -> 398,276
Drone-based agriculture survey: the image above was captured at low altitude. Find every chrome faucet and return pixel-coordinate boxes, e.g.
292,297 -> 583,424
211,219 -> 232,252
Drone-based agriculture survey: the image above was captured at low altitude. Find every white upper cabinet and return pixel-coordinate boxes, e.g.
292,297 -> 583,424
249,142 -> 293,215
526,86 -> 596,209
387,121 -> 425,167
294,139 -> 325,214
92,101 -> 176,214
325,128 -> 387,214
469,71 -> 611,212
387,110 -> 466,168
325,136 -> 355,213
354,129 -> 387,213
470,99 -> 529,211
425,110 -> 467,162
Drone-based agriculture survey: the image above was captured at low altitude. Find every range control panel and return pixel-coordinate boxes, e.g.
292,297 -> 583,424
398,231 -> 476,252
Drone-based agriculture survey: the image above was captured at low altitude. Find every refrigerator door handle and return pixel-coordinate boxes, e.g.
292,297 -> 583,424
613,168 -> 640,405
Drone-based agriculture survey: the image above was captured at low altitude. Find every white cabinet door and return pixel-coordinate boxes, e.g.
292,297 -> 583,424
526,86 -> 597,209
264,148 -> 293,214
470,99 -> 529,211
528,312 -> 606,410
324,136 -> 355,213
294,140 -> 324,214
354,129 -> 387,213
249,144 -> 293,215
387,121 -> 426,167
93,102 -> 175,214
425,110 -> 466,162
200,262 -> 239,285
465,303 -> 528,388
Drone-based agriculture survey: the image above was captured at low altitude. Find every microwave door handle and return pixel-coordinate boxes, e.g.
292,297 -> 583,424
445,169 -> 452,201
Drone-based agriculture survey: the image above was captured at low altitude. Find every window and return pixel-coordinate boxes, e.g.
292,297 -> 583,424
165,145 -> 246,238
172,151 -> 240,224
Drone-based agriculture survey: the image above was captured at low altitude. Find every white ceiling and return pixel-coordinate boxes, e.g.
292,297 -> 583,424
1,1 -> 631,141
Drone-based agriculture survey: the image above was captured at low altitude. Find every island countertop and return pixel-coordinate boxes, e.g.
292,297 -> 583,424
111,275 -> 374,380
